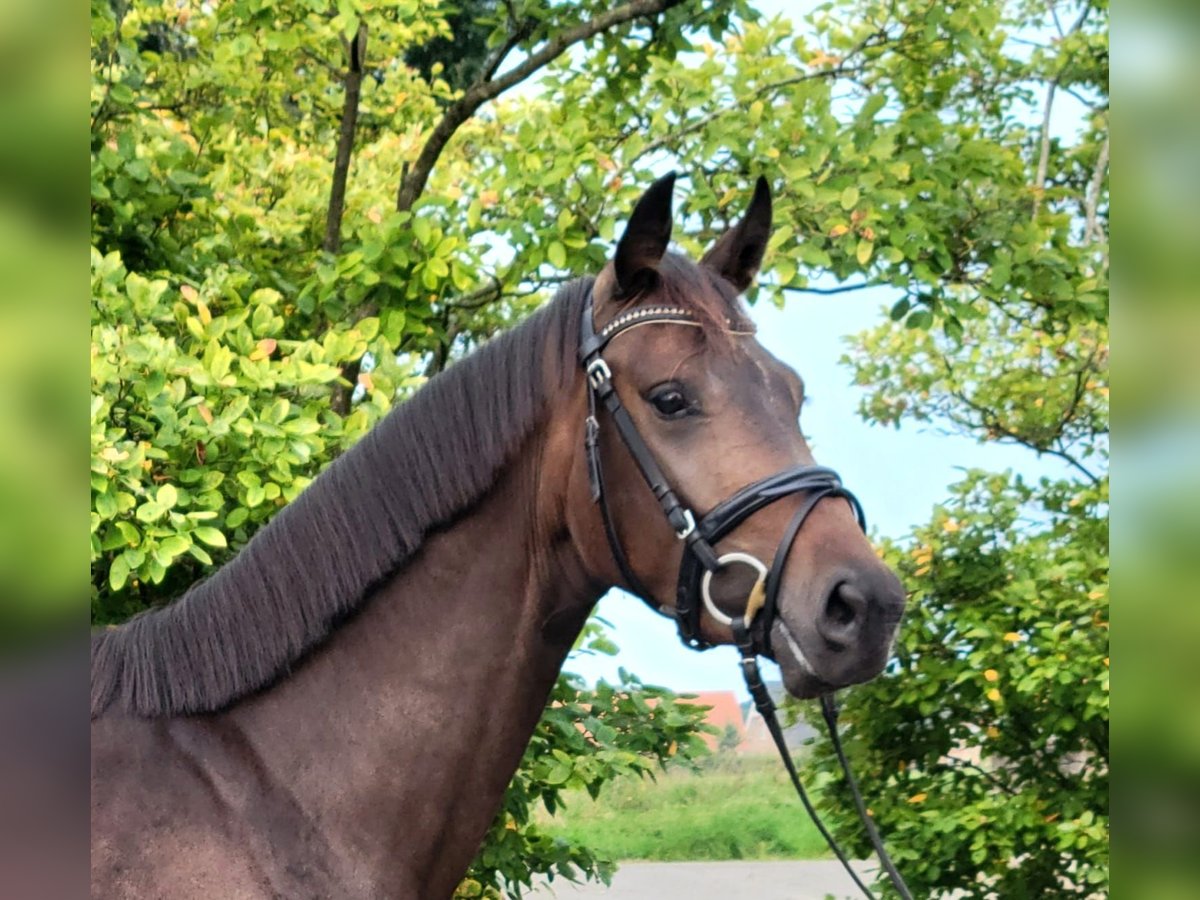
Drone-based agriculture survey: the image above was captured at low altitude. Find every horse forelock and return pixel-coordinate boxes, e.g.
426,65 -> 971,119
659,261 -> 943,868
628,253 -> 754,351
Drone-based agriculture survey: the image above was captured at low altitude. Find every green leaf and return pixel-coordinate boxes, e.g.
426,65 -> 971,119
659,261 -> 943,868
115,521 -> 140,546
109,554 -> 131,592
156,483 -> 178,509
412,217 -> 432,246
95,490 -> 118,519
840,186 -> 860,210
548,241 -> 567,269
358,317 -> 380,341
188,544 -> 213,566
192,526 -> 228,548
158,534 -> 191,559
906,310 -> 933,330
943,316 -> 964,343
544,762 -> 573,785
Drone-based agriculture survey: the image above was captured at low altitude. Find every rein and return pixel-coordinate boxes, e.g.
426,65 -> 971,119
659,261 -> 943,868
578,292 -> 914,900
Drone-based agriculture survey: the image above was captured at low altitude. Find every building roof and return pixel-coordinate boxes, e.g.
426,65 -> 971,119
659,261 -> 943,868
677,690 -> 745,749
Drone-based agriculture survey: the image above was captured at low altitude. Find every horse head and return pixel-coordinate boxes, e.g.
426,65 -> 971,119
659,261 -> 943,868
566,173 -> 906,698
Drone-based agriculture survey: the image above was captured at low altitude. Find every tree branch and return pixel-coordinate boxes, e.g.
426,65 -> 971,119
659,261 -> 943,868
424,316 -> 461,378
936,755 -> 1019,796
1031,78 -> 1057,221
323,23 -> 368,256
627,29 -> 885,166
1032,2 -> 1094,221
779,280 -> 880,296
942,377 -> 1101,486
449,275 -> 503,310
395,0 -> 686,213
326,24 -> 369,417
443,272 -> 577,312
1083,131 -> 1109,245
480,6 -> 531,84
301,46 -> 343,78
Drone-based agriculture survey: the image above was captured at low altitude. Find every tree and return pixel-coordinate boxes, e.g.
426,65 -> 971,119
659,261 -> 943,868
801,468 -> 1108,897
91,0 -> 1107,894
795,1 -> 1108,896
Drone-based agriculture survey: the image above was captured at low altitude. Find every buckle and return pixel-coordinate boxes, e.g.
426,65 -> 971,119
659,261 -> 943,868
674,508 -> 697,540
586,358 -> 611,390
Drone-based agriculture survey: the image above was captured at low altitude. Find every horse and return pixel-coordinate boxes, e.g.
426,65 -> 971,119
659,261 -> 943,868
90,173 -> 906,898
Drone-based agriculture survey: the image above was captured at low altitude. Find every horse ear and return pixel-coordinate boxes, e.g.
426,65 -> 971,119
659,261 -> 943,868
701,176 -> 772,293
614,172 -> 676,296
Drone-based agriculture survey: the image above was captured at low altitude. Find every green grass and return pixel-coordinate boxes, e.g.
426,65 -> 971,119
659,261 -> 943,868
538,756 -> 831,862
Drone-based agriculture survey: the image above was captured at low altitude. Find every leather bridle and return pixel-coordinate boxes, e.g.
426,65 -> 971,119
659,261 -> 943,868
577,290 -> 914,900
578,290 -> 864,655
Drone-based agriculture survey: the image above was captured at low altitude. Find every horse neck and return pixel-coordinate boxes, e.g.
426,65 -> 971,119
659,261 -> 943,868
216,414 -> 601,894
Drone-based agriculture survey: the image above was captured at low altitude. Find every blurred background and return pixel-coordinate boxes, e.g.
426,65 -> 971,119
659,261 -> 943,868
0,0 -> 87,896
1110,2 -> 1200,897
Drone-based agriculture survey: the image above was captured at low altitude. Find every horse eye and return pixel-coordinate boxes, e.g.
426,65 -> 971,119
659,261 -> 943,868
647,384 -> 692,419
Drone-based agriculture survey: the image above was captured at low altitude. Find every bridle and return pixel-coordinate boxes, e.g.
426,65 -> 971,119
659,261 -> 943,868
577,290 -> 914,900
578,290 -> 868,658
578,292 -> 865,654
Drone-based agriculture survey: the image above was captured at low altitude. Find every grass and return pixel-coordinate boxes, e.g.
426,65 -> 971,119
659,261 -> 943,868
538,755 -> 831,862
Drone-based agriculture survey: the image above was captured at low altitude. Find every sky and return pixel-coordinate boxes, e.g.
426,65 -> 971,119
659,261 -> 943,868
564,284 -> 1073,700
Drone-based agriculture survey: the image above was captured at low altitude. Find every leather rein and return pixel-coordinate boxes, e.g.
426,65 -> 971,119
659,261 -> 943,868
577,291 -> 914,900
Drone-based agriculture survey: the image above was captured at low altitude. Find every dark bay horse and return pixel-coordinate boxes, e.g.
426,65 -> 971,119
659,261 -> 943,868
91,175 -> 905,898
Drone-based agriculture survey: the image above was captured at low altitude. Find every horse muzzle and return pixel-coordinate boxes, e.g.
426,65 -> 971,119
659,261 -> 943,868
770,565 -> 906,698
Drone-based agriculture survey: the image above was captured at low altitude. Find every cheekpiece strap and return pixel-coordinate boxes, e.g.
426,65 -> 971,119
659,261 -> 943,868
578,291 -> 721,613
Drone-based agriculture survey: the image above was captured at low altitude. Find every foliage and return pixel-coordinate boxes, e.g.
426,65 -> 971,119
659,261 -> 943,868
802,472 -> 1108,897
91,0 -> 1107,894
797,1 -> 1109,893
539,756 -> 832,863
402,0 -> 500,92
90,246 -> 412,617
847,303 -> 1108,483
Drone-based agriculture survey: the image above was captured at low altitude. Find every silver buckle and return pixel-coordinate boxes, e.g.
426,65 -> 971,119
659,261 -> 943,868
586,358 -> 612,390
674,508 -> 696,540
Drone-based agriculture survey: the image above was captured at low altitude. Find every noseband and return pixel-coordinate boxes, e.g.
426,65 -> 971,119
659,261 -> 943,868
577,291 -> 914,900
577,291 -> 865,656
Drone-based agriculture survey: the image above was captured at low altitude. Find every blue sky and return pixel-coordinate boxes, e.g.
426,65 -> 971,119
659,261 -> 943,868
565,285 -> 1072,699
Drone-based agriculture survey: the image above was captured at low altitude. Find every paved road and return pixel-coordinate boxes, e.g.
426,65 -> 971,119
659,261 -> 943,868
532,860 -> 877,899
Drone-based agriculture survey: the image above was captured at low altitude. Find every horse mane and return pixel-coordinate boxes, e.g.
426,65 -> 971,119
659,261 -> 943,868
91,258 -> 747,719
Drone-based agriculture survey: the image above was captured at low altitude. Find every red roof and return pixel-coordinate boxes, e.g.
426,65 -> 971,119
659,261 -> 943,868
677,691 -> 745,749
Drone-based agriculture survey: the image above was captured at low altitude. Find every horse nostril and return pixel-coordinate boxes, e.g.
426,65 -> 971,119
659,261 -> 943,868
827,592 -> 857,626
819,581 -> 867,648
